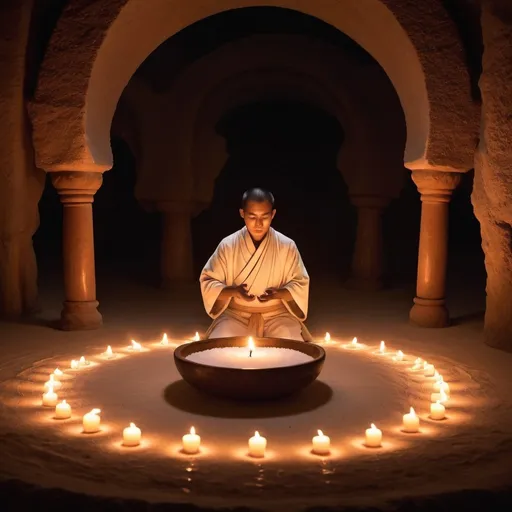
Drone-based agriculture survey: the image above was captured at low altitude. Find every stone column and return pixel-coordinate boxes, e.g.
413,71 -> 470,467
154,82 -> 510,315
157,201 -> 194,288
51,172 -> 103,330
347,195 -> 390,291
409,171 -> 462,327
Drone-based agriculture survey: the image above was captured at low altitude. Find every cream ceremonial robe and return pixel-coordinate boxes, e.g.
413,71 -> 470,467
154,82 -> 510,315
200,227 -> 312,341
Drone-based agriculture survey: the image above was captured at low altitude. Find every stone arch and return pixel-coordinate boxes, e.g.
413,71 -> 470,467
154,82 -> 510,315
30,0 -> 478,175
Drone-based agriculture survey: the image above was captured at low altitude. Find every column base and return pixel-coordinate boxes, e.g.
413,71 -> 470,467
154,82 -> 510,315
345,276 -> 383,291
60,300 -> 102,330
409,298 -> 449,328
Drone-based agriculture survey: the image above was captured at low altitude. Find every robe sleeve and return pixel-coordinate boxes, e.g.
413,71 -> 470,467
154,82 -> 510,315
200,241 -> 231,319
282,242 -> 309,321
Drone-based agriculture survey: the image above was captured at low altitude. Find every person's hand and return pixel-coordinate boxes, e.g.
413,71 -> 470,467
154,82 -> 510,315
258,287 -> 284,302
230,283 -> 256,302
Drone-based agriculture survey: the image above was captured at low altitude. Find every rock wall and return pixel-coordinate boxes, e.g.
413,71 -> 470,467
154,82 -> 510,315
473,0 -> 512,351
0,0 -> 45,319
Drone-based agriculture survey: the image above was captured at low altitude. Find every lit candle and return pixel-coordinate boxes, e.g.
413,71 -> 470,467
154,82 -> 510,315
82,408 -> 101,433
433,378 -> 450,394
122,422 -> 141,447
393,350 -> 404,362
431,389 -> 449,404
411,358 -> 423,371
182,426 -> 201,454
351,336 -> 358,347
44,373 -> 62,391
312,429 -> 330,455
130,340 -> 142,351
324,332 -> 331,342
70,359 -> 79,369
365,423 -> 382,447
248,337 -> 255,358
53,368 -> 63,380
161,333 -> 169,346
248,431 -> 267,458
79,356 -> 89,366
402,407 -> 420,433
379,341 -> 386,354
430,400 -> 446,420
42,384 -> 58,407
55,399 -> 71,419
105,345 -> 115,359
424,362 -> 435,377
194,332 -> 200,341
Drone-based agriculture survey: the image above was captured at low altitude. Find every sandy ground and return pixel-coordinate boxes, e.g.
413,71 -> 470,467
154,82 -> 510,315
0,276 -> 511,511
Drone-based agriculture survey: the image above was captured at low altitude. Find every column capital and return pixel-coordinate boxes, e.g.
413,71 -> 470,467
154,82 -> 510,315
50,171 -> 103,204
412,171 -> 462,203
349,194 -> 392,210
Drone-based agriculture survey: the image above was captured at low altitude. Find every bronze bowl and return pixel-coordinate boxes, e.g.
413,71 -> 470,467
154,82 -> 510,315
173,336 -> 326,401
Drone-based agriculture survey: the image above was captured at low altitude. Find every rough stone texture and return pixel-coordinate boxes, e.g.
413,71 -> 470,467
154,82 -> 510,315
29,0 -> 478,172
472,0 -> 512,351
0,0 -> 46,319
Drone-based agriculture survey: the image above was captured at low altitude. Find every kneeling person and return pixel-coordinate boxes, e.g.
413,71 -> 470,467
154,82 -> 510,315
200,188 -> 312,341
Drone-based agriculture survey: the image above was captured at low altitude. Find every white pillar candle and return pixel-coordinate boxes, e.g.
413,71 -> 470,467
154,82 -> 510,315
161,333 -> 169,346
105,345 -> 115,359
324,332 -> 331,342
53,368 -> 63,380
42,385 -> 58,407
433,379 -> 450,394
79,356 -> 89,366
194,332 -> 200,341
393,350 -> 404,362
83,408 -> 101,433
70,359 -> 79,369
402,407 -> 420,433
55,400 -> 71,419
122,422 -> 141,446
312,429 -> 330,455
182,426 -> 201,454
365,423 -> 382,447
44,374 -> 62,391
430,400 -> 446,420
248,431 -> 267,458
130,340 -> 142,351
379,341 -> 386,354
424,363 -> 435,377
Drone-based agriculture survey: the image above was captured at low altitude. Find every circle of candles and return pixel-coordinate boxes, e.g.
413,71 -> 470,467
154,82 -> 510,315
379,341 -> 386,354
312,429 -> 330,455
70,359 -> 79,369
55,400 -> 71,419
105,345 -> 115,359
248,431 -> 267,458
122,422 -> 141,447
83,408 -> 101,433
42,385 -> 58,407
44,373 -> 62,391
402,407 -> 420,433
364,423 -> 382,447
130,340 -> 142,351
182,426 -> 201,454
53,368 -> 63,380
161,333 -> 169,346
430,400 -> 446,420
433,379 -> 450,394
324,332 -> 331,342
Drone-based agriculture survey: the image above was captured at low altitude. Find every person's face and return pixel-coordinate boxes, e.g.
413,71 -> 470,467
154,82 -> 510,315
239,200 -> 276,241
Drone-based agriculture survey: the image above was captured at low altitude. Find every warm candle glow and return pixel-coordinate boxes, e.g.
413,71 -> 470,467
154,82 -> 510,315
79,356 -> 89,366
248,337 -> 255,357
402,406 -> 420,433
54,399 -> 71,419
352,337 -> 358,345
182,426 -> 201,454
424,363 -> 436,377
433,377 -> 450,394
123,422 -> 141,447
105,345 -> 114,358
379,341 -> 386,353
44,373 -> 61,391
131,340 -> 142,351
53,368 -> 63,380
312,429 -> 330,455
248,430 -> 267,458
70,359 -> 78,369
365,423 -> 382,447
430,400 -> 446,420
83,408 -> 101,433
194,332 -> 200,341
161,333 -> 169,345
42,384 -> 58,407
324,332 -> 331,342
393,350 -> 404,361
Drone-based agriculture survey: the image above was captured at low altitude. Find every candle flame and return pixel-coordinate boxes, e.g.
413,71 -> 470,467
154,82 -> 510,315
161,333 -> 168,345
414,358 -> 422,364
130,422 -> 136,428
324,332 -> 331,342
254,430 -> 260,438
409,406 -> 416,415
71,359 -> 77,368
54,368 -> 63,376
79,356 -> 86,364
248,337 -> 255,351
106,345 -> 113,356
131,340 -> 141,350
370,423 -> 377,429
194,332 -> 200,341
379,341 -> 385,353
190,426 -> 196,435
61,400 -> 67,405
317,429 -> 323,436
89,408 -> 101,415
352,337 -> 357,345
